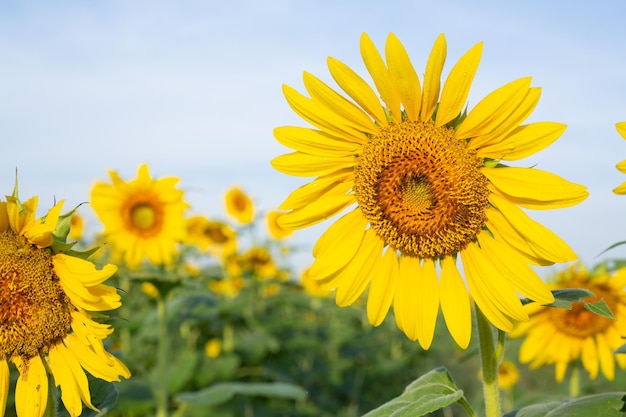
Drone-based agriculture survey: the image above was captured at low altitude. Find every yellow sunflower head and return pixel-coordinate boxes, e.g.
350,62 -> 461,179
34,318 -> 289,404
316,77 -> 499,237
0,187 -> 130,416
238,247 -> 279,280
613,122 -> 626,194
224,187 -> 255,225
511,263 -> 626,382
185,215 -> 238,259
266,210 -> 293,240
272,32 -> 588,349
90,163 -> 189,270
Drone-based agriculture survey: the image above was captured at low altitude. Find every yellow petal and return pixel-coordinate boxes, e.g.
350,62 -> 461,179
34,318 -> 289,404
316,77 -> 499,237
616,159 -> 626,174
14,355 -> 48,417
360,33 -> 402,122
302,73 -> 378,136
0,202 -> 7,233
613,181 -> 626,195
421,34 -> 446,121
271,151 -> 354,177
616,121 -> 626,139
65,334 -> 130,381
335,229 -> 384,306
415,258 -> 440,350
478,122 -> 566,161
440,256 -> 472,349
486,195 -> 576,263
393,255 -> 421,340
484,166 -> 588,209
49,343 -> 98,415
327,56 -> 388,126
0,360 -> 8,417
456,77 -> 531,140
555,361 -> 568,383
53,254 -> 117,287
385,33 -> 421,121
279,170 -> 353,211
282,84 -> 370,141
367,247 -> 399,326
461,242 -> 528,332
309,209 -> 368,280
25,200 -> 64,248
278,194 -> 354,230
581,336 -> 599,379
476,233 -> 554,304
596,332 -> 615,381
274,126 -> 362,155
436,42 -> 482,127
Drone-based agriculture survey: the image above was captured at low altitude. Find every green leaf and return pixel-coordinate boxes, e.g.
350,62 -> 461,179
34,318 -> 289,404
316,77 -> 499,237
522,288 -> 595,308
504,393 -> 625,417
614,342 -> 626,354
584,299 -> 615,319
362,367 -> 466,417
56,376 -> 119,417
175,382 -> 308,407
598,241 -> 626,257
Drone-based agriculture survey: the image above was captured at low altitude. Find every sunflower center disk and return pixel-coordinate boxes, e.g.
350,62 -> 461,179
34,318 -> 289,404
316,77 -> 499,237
549,283 -> 617,338
131,204 -> 157,230
354,120 -> 490,259
0,231 -> 72,358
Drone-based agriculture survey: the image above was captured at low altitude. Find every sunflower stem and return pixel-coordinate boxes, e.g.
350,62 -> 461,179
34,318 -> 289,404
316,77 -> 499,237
156,294 -> 169,417
475,304 -> 502,417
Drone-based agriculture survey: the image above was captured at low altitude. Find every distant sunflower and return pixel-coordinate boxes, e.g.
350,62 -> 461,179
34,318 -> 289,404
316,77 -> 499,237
90,164 -> 188,269
186,215 -> 237,259
511,264 -> 626,381
224,187 -> 255,225
0,189 -> 130,416
68,212 -> 85,241
272,32 -> 588,349
613,122 -> 626,194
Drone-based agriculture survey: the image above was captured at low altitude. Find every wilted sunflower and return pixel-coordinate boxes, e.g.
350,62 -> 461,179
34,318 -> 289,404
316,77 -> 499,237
90,164 -> 188,269
510,264 -> 626,381
272,32 -> 588,349
224,187 -> 255,225
613,122 -> 626,194
0,189 -> 129,416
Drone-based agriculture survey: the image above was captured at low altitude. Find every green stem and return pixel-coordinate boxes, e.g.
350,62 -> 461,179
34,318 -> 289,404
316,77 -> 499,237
569,361 -> 580,398
156,295 -> 169,417
475,304 -> 502,417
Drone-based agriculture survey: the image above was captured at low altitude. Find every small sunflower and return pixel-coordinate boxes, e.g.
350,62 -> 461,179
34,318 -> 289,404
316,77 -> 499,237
613,122 -> 626,194
510,264 -> 626,382
272,33 -> 588,349
186,215 -> 237,259
477,360 -> 519,390
224,187 -> 255,225
90,164 -> 188,269
0,189 -> 130,416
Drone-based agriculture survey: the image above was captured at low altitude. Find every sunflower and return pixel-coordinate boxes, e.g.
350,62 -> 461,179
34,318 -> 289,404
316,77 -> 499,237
185,215 -> 237,260
90,164 -> 188,269
0,190 -> 130,416
68,212 -> 85,241
271,33 -> 588,349
224,187 -> 255,225
510,264 -> 626,381
613,122 -> 626,194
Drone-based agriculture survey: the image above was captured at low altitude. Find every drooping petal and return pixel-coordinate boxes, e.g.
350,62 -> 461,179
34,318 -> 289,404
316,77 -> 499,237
616,121 -> 626,139
360,33 -> 402,122
478,122 -> 566,161
65,334 -> 130,382
415,258 -> 440,349
393,256 -> 421,340
484,166 -> 588,210
277,193 -> 354,230
309,209 -> 368,277
440,256 -> 472,349
53,254 -> 118,287
385,33 -> 421,121
49,343 -> 98,415
327,57 -> 388,126
271,151 -> 354,177
367,247 -> 399,326
0,360 -> 8,417
420,34 -> 446,121
581,336 -> 599,379
279,171 -> 354,211
436,42 -> 482,127
455,77 -> 531,141
596,332 -> 615,381
14,355 -> 48,417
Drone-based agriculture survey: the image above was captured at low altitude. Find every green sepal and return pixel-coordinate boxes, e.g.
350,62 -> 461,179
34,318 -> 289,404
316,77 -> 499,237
584,299 -> 615,319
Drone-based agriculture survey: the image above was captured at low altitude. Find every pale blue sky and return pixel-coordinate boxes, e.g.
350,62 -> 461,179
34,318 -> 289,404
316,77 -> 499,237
2,1 -> 626,272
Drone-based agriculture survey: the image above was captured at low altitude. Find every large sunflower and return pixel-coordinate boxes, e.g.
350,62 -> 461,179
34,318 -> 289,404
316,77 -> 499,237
0,190 -> 130,416
613,122 -> 626,194
90,164 -> 189,269
271,33 -> 588,349
510,264 -> 626,381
